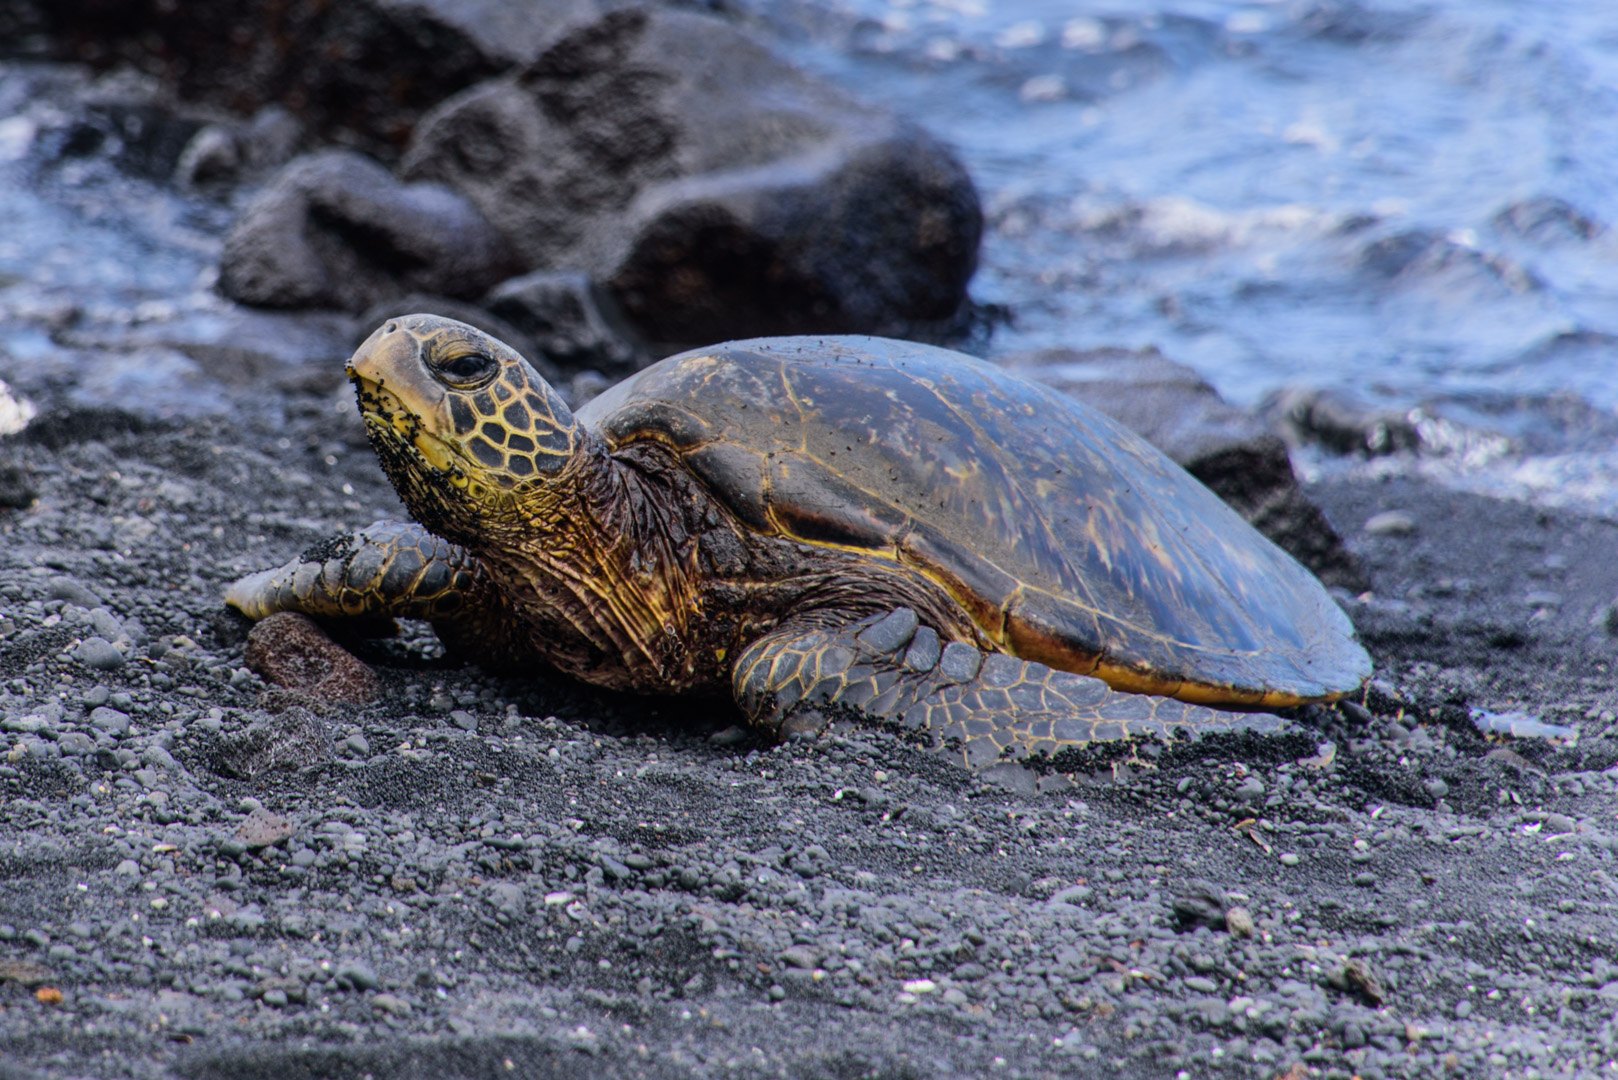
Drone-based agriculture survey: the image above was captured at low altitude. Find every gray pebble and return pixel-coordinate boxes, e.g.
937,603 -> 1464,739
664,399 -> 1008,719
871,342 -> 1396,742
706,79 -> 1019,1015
48,576 -> 101,607
1048,880 -> 1087,906
88,607 -> 123,641
1279,853 -> 1301,867
1352,871 -> 1378,887
449,710 -> 478,732
89,707 -> 130,736
113,859 -> 141,876
74,637 -> 125,671
57,732 -> 94,756
1454,999 -> 1473,1019
778,946 -> 820,970
371,993 -> 411,1016
1543,813 -> 1576,835
1363,510 -> 1416,536
337,961 -> 379,991
1183,976 -> 1219,994
1425,777 -> 1449,799
141,745 -> 178,771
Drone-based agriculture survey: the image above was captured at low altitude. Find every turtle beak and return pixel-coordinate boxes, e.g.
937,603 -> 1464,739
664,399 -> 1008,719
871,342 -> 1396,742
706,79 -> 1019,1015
348,318 -> 426,388
346,318 -> 464,475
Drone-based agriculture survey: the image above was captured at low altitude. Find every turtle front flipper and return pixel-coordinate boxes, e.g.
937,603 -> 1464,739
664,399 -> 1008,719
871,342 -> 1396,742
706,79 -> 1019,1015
225,521 -> 517,660
732,608 -> 1286,769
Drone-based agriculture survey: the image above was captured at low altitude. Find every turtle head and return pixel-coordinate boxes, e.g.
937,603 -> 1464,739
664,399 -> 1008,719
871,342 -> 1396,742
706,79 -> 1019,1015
347,314 -> 584,545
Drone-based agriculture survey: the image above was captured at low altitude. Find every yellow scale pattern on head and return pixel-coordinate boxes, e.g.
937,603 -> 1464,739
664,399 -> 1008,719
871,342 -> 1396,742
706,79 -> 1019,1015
436,347 -> 576,489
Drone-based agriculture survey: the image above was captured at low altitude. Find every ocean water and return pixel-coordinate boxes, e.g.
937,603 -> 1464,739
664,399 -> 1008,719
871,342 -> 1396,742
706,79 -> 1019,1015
752,0 -> 1618,509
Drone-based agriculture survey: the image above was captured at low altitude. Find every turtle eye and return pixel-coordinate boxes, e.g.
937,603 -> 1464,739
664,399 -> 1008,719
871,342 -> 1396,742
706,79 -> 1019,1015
431,350 -> 498,389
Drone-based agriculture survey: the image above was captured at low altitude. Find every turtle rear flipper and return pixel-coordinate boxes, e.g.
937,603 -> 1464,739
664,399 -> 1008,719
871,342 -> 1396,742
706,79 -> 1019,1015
224,520 -> 518,661
733,608 -> 1286,768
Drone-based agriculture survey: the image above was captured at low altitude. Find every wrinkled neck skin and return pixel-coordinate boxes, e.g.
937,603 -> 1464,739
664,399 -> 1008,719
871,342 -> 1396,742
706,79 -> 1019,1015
458,433 -> 708,694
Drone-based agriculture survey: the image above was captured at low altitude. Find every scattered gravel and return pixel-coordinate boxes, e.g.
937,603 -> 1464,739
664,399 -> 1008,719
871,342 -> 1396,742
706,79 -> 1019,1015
4,403 -> 1617,1079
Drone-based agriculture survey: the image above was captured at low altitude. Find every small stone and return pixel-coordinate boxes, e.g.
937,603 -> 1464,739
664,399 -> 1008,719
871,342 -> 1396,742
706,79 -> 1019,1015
1454,999 -> 1473,1019
235,807 -> 295,849
1279,853 -> 1301,867
1225,907 -> 1255,938
768,984 -> 787,1001
47,576 -> 101,607
244,612 -> 380,705
901,978 -> 937,994
74,637 -> 125,671
141,745 -> 177,771
1342,958 -> 1387,1006
213,708 -> 334,779
113,859 -> 141,877
1172,879 -> 1230,930
57,733 -> 94,756
89,707 -> 131,735
778,946 -> 820,970
952,962 -> 988,981
1425,776 -> 1449,799
1233,777 -> 1265,804
337,961 -> 379,991
88,608 -> 123,641
1543,813 -> 1576,835
449,710 -> 477,732
1363,510 -> 1416,536
1049,884 -> 1093,906
1352,871 -> 1378,888
1183,976 -> 1219,994
707,726 -> 747,747
371,992 -> 411,1016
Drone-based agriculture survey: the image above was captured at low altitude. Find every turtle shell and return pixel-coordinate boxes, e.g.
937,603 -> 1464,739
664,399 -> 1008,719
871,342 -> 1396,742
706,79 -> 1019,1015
578,336 -> 1369,705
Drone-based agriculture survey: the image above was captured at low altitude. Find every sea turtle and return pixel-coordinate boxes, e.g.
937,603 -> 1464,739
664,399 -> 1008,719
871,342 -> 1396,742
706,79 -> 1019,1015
226,315 -> 1370,768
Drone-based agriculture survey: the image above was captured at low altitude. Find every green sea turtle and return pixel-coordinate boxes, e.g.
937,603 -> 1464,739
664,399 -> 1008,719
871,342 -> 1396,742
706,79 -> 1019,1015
226,315 -> 1370,768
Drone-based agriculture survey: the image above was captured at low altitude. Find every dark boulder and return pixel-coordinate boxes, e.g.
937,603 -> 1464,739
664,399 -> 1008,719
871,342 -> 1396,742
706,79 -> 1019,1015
218,150 -> 516,311
1004,346 -> 1368,593
17,0 -> 606,158
401,9 -> 981,345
